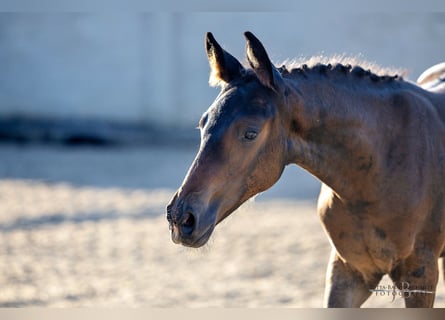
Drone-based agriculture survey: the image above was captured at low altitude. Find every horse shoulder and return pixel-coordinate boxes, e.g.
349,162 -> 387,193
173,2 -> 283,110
384,86 -> 445,259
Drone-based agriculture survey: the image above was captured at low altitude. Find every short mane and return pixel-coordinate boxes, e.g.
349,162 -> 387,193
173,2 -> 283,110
275,55 -> 407,82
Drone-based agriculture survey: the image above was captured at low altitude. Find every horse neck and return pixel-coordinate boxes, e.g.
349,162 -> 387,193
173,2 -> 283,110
284,76 -> 389,201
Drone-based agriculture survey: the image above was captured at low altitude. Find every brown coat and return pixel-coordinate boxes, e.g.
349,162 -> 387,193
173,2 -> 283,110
167,32 -> 445,307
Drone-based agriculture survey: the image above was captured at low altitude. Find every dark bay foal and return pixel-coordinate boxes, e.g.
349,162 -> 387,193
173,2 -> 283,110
167,31 -> 445,307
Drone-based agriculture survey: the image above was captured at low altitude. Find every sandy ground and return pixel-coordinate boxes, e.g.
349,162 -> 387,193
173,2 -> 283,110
0,145 -> 444,307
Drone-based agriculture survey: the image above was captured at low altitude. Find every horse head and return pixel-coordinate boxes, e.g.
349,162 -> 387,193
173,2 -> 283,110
166,32 -> 292,247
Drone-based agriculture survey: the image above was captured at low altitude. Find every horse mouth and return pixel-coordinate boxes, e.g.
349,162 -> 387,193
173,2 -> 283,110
170,224 -> 215,248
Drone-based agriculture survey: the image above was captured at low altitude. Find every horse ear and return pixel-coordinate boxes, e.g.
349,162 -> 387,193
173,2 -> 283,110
205,32 -> 244,87
244,31 -> 284,92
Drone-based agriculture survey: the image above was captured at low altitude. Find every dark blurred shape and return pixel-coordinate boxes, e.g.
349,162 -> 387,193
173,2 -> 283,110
0,115 -> 199,147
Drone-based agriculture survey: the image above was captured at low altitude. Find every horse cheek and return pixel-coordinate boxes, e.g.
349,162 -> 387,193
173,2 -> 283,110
246,147 -> 284,198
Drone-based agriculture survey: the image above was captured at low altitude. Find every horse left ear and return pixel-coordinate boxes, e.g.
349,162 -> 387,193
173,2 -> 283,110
244,31 -> 284,92
205,32 -> 244,87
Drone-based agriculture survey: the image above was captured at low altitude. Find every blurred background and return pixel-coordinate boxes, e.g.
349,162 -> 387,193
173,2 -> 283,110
1,12 -> 444,144
0,11 -> 444,307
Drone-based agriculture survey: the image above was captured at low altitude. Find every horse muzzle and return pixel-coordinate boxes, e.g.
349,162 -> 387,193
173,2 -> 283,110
166,192 -> 215,248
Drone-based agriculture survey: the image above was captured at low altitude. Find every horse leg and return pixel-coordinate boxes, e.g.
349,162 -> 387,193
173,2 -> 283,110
323,249 -> 383,307
389,253 -> 439,308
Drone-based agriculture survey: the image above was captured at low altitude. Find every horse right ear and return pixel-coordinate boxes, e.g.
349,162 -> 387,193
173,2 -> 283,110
244,31 -> 284,93
205,32 -> 244,87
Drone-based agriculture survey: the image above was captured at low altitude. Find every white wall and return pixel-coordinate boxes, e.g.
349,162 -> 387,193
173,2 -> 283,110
0,12 -> 444,128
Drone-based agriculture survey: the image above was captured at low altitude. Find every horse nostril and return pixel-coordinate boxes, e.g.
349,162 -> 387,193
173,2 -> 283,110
181,212 -> 195,235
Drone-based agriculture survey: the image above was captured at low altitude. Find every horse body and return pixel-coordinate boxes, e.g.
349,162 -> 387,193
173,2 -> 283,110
167,31 -> 445,307
292,73 -> 445,306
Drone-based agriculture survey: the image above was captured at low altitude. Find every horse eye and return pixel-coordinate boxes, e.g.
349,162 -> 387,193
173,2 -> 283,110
244,130 -> 258,140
